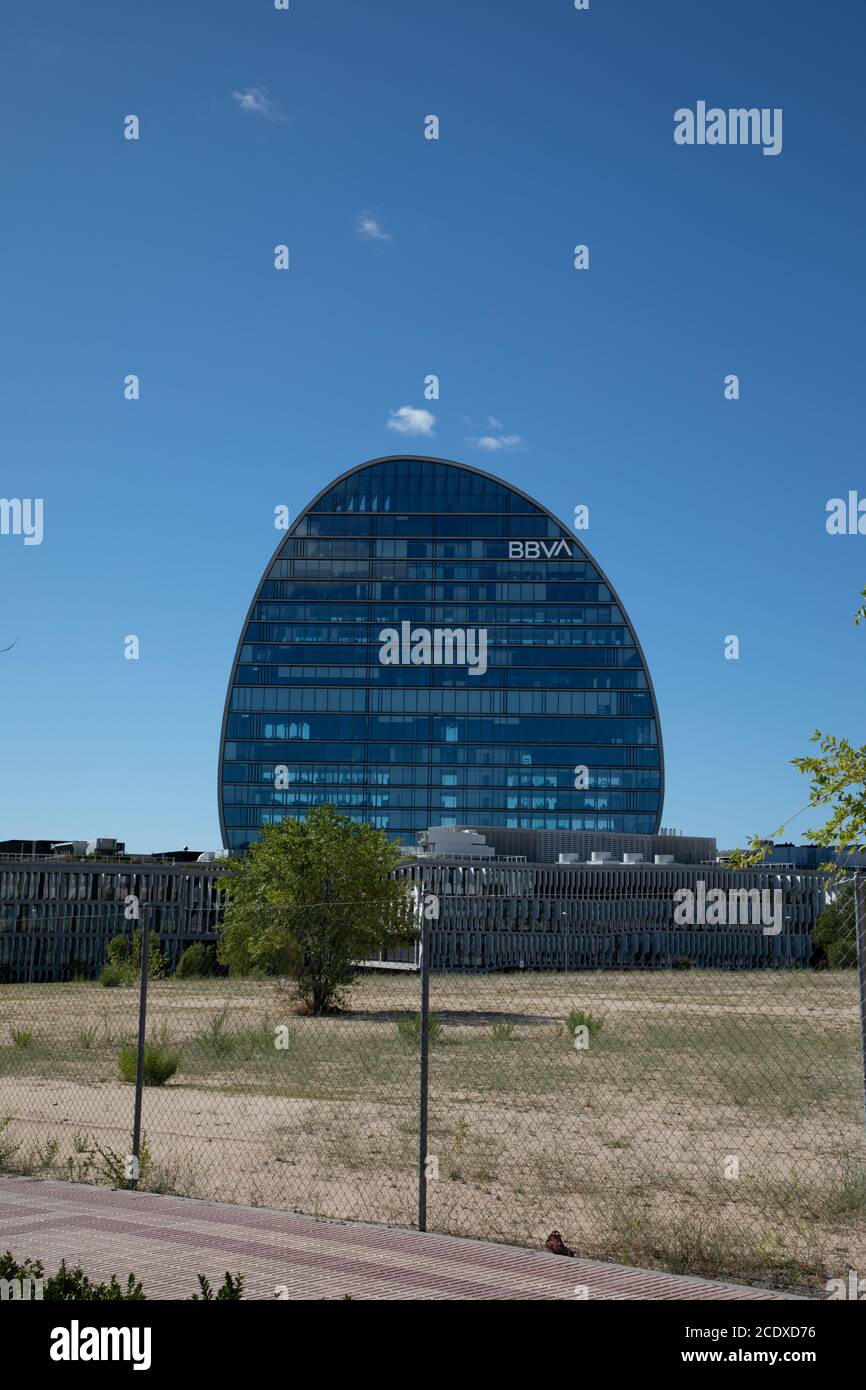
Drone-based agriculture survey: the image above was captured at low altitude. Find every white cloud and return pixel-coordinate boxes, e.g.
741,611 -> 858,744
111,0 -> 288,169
387,406 -> 436,436
231,87 -> 284,122
466,432 -> 524,452
487,416 -> 503,431
355,212 -> 392,242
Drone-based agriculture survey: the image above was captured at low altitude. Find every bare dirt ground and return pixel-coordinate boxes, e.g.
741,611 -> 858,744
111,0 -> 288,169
1,969 -> 863,1294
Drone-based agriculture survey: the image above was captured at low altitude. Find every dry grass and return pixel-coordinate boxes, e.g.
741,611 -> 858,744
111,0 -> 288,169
0,968 -> 863,1294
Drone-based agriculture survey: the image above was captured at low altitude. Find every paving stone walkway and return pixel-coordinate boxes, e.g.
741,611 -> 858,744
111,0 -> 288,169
0,1176 -> 798,1300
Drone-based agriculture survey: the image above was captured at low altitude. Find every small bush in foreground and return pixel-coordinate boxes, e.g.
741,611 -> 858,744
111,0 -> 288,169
192,1272 -> 245,1300
0,1251 -> 145,1301
118,1042 -> 179,1087
0,1252 -> 245,1300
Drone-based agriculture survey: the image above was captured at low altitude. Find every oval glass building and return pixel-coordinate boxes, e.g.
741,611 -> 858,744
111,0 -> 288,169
218,456 -> 663,849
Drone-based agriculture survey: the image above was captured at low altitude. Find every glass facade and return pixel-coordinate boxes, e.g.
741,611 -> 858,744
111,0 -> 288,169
219,457 -> 664,848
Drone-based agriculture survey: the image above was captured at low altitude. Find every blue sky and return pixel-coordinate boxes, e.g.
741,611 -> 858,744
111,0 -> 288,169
1,0 -> 863,852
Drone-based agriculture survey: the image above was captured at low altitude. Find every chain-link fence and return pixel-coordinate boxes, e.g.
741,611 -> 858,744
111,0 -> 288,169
1,880 -> 865,1295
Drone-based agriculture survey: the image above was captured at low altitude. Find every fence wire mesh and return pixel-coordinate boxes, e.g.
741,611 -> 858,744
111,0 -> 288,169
1,878 -> 864,1296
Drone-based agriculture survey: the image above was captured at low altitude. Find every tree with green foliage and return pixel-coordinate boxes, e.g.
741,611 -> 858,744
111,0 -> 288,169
812,884 -> 858,968
729,586 -> 866,873
217,804 -> 415,1013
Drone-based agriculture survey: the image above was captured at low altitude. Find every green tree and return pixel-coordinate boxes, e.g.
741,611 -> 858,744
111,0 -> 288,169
812,884 -> 858,968
729,586 -> 866,873
217,804 -> 415,1013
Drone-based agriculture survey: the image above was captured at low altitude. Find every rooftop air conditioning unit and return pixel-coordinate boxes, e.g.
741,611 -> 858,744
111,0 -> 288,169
623,853 -> 644,864
654,854 -> 675,865
589,852 -> 612,863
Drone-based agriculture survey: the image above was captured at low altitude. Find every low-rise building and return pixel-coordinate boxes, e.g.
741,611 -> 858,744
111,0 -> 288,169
0,828 -> 839,981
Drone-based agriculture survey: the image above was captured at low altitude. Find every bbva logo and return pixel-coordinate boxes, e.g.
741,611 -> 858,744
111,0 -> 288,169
508,540 -> 573,559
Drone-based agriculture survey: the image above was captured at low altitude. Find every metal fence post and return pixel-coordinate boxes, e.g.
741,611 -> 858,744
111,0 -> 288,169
130,906 -> 150,1188
854,873 -> 866,1136
417,910 -> 430,1232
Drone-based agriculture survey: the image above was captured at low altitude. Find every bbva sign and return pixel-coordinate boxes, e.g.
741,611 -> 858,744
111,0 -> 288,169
508,540 -> 573,559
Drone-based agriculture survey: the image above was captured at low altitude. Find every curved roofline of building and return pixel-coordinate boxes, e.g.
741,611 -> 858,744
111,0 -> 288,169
217,455 -> 665,848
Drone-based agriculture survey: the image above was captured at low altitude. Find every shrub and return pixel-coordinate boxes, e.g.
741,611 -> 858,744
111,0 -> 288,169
10,1027 -> 32,1048
0,1252 -> 243,1301
48,1260 -> 145,1301
0,1251 -> 145,1300
175,943 -> 221,978
565,1008 -> 604,1040
118,1042 -> 179,1087
192,1272 -> 245,1300
0,1116 -> 20,1169
33,1137 -> 59,1171
671,955 -> 693,970
103,929 -> 168,985
396,1013 -> 443,1045
201,1008 -> 235,1057
490,1019 -> 515,1040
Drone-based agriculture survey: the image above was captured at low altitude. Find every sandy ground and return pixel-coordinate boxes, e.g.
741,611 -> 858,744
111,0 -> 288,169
1,969 -> 864,1293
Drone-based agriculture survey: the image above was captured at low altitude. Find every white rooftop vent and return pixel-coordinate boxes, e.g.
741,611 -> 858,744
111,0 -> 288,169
558,853 -> 582,864
654,854 -> 675,865
623,853 -> 644,864
589,851 -> 612,863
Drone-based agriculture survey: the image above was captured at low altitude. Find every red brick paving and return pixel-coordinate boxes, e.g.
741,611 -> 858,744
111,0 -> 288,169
0,1176 -> 800,1300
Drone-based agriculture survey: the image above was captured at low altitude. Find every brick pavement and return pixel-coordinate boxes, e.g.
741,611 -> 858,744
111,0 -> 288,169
0,1176 -> 801,1301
